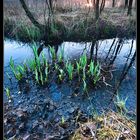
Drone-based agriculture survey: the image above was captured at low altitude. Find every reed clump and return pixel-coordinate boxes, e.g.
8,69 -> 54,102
9,43 -> 102,93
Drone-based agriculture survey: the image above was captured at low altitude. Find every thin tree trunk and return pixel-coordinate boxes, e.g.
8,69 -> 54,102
19,0 -> 44,30
100,0 -> 105,14
95,0 -> 100,20
125,0 -> 129,8
112,0 -> 115,7
127,0 -> 133,16
46,0 -> 54,16
93,0 -> 96,8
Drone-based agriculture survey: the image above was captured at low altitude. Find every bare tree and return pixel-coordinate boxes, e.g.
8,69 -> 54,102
127,0 -> 133,15
112,0 -> 115,7
100,0 -> 105,14
93,0 -> 106,20
93,0 -> 96,8
95,0 -> 100,20
19,0 -> 56,30
19,0 -> 62,56
19,0 -> 44,30
125,0 -> 129,8
46,0 -> 54,16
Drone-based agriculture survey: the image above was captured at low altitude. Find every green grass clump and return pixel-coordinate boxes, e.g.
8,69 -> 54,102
61,116 -> 65,125
45,64 -> 49,83
10,57 -> 25,81
58,69 -> 64,82
32,44 -> 50,85
28,59 -> 36,72
41,52 -> 47,67
114,93 -> 128,114
16,24 -> 42,42
66,61 -> 74,80
24,25 -> 41,41
82,67 -> 86,81
49,46 -> 56,61
5,87 -> 10,99
58,47 -> 64,63
35,68 -> 39,84
5,87 -> 12,102
88,60 -> 100,85
9,42 -> 102,90
6,72 -> 12,81
93,62 -> 100,85
79,53 -> 87,69
89,60 -> 94,76
83,79 -> 87,94
76,62 -> 80,76
32,44 -> 41,69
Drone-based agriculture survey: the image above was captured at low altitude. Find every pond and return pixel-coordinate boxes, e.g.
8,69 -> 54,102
4,38 -> 136,139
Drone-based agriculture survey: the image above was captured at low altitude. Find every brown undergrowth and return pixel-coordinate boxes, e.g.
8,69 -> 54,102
71,111 -> 136,140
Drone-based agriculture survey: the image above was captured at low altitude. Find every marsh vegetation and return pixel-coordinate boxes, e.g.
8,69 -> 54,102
4,0 -> 136,139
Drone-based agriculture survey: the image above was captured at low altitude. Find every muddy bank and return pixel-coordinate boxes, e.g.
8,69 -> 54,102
4,38 -> 136,139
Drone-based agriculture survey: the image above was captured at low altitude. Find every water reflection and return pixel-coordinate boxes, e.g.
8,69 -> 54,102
4,38 -> 136,68
4,38 -> 136,112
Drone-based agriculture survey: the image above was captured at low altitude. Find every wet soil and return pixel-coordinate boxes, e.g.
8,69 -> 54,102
4,64 -> 116,139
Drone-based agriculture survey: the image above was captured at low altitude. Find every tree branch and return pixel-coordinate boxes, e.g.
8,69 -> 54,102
19,0 -> 44,30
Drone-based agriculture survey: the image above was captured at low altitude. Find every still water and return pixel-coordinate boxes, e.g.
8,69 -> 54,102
4,38 -> 136,114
